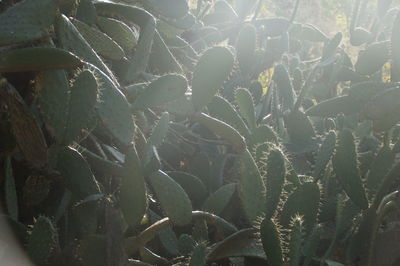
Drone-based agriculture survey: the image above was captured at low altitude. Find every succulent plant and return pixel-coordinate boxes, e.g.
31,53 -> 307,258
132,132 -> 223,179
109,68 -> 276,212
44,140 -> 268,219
1,0 -> 400,265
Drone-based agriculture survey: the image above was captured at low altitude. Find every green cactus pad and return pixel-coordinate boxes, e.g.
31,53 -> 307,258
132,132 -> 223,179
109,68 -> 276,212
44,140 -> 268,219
236,24 -> 257,77
305,96 -> 362,117
189,152 -> 211,190
57,147 -> 101,198
140,247 -> 169,265
202,183 -> 236,215
149,210 -> 180,256
334,196 -> 361,242
36,70 -> 69,143
89,63 -> 135,145
348,81 -> 399,102
332,129 -> 368,209
302,224 -> 324,266
164,34 -> 198,59
359,151 -> 376,177
63,70 -> 98,145
345,207 -> 375,263
299,24 -> 328,42
0,0 -> 56,46
76,0 -> 97,25
72,19 -> 125,60
235,88 -> 257,131
313,130 -> 336,180
148,112 -> 170,147
192,113 -> 246,153
189,242 -> 207,266
96,16 -> 139,52
167,171 -> 208,206
0,47 -> 82,72
284,110 -> 316,144
207,228 -> 265,262
120,147 -> 147,227
366,146 -> 395,198
125,82 -> 147,103
142,144 -> 161,175
27,216 -> 57,266
354,41 -> 390,75
260,218 -> 283,266
203,0 -> 238,25
272,64 -> 296,111
292,68 -> 303,91
350,27 -> 371,46
364,87 -> 400,120
207,95 -> 251,140
148,30 -> 183,75
132,74 -> 188,110
78,234 -> 107,266
94,2 -> 156,83
160,95 -> 195,116
333,66 -> 365,82
178,234 -> 197,255
148,170 -> 192,226
280,182 -> 320,233
366,86 -> 400,129
321,32 -> 342,63
372,107 -> 400,131
238,149 -> 266,222
190,27 -> 223,51
288,216 -> 304,266
191,46 -> 234,111
250,125 -> 278,147
192,219 -> 209,242
255,18 -> 290,37
71,199 -> 98,236
255,142 -> 272,164
265,148 -> 286,219
94,2 -> 155,30
56,14 -> 116,82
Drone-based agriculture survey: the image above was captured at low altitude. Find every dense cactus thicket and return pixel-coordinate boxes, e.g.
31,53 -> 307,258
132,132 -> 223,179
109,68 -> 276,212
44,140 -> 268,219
1,0 -> 400,265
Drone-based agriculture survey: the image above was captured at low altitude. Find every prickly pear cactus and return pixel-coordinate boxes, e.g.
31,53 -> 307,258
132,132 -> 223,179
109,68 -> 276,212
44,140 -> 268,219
1,0 -> 400,265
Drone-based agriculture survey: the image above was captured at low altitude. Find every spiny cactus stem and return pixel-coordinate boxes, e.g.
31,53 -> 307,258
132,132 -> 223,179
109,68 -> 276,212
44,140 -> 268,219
124,211 -> 237,255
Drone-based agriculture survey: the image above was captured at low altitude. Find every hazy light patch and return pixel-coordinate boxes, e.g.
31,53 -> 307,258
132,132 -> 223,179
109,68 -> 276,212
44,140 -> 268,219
0,215 -> 32,266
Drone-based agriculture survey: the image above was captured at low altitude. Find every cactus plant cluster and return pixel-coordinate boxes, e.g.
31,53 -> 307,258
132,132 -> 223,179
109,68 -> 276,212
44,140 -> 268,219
1,0 -> 400,265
